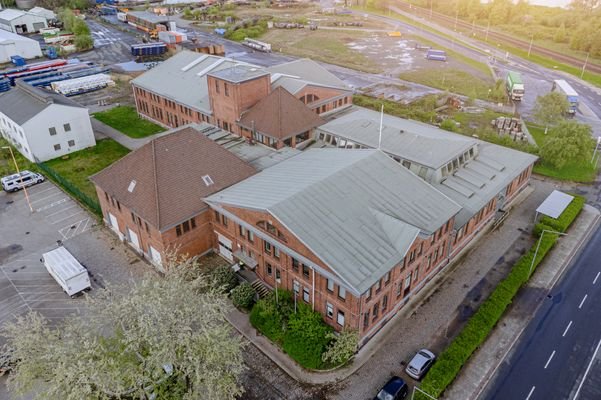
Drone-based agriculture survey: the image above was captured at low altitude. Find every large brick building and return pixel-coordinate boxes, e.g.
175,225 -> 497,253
130,52 -> 351,146
205,149 -> 463,344
90,126 -> 256,269
315,107 -> 538,258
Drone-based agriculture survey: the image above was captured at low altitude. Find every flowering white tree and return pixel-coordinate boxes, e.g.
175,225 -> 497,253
2,257 -> 245,400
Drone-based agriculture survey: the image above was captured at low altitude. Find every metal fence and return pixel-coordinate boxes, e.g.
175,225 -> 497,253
36,162 -> 102,217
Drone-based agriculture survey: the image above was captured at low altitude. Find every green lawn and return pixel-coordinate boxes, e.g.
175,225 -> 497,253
44,139 -> 130,199
93,106 -> 165,138
527,123 -> 598,183
399,68 -> 498,101
0,138 -> 38,178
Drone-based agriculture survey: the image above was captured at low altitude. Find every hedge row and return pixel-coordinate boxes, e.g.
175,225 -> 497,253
417,196 -> 585,399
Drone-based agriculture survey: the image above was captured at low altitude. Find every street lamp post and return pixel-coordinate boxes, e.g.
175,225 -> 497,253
2,146 -> 33,213
527,34 -> 534,58
529,229 -> 567,278
411,386 -> 438,400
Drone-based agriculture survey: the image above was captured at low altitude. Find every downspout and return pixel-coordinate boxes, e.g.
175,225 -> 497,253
312,267 -> 315,311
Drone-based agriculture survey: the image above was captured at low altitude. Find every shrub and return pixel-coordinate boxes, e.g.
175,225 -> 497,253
283,303 -> 332,369
417,198 -> 584,399
249,297 -> 285,343
322,329 -> 359,366
210,264 -> 238,293
440,119 -> 458,132
231,282 -> 256,310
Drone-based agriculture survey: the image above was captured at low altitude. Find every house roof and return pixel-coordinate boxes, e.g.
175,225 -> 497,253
206,149 -> 461,294
315,106 -> 538,228
28,7 -> 56,19
90,126 -> 256,232
238,87 -> 324,140
0,81 -> 84,125
208,64 -> 269,83
127,11 -> 169,24
131,51 -> 256,114
0,9 -> 25,22
0,28 -> 41,44
268,59 -> 349,93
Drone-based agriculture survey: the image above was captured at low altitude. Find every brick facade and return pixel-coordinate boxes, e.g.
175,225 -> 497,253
296,85 -> 352,115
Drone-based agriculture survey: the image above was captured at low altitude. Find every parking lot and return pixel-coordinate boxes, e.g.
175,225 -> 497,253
0,181 -> 149,326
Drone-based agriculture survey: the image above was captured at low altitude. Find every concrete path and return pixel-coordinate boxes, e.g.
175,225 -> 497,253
91,118 -> 152,150
445,204 -> 601,400
225,178 -> 573,395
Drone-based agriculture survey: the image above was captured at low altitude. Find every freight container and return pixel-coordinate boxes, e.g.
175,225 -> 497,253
552,79 -> 579,114
51,73 -> 114,96
425,49 -> 447,61
41,246 -> 91,298
10,56 -> 26,67
117,12 -> 127,22
158,31 -> 185,44
131,42 -> 167,57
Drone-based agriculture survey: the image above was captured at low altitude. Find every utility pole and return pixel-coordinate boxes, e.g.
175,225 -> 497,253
485,20 -> 490,42
454,8 -> 458,31
429,0 -> 433,19
591,136 -> 601,164
2,146 -> 33,213
527,34 -> 534,58
581,52 -> 590,78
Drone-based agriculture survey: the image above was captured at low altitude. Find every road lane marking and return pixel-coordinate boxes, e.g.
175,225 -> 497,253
51,210 -> 85,225
544,350 -> 556,369
594,271 -> 600,285
36,198 -> 68,213
44,203 -> 78,218
563,321 -> 573,337
579,294 -> 588,309
29,190 -> 62,204
526,386 -> 535,400
574,338 -> 601,400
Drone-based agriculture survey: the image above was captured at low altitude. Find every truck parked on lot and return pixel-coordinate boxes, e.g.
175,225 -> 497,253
242,38 -> 271,52
506,71 -> 525,101
425,49 -> 447,61
41,246 -> 91,298
552,79 -> 579,115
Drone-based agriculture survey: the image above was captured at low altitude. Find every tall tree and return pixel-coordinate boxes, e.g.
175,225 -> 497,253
540,121 -> 594,169
2,258 -> 246,400
553,22 -> 567,43
533,91 -> 570,134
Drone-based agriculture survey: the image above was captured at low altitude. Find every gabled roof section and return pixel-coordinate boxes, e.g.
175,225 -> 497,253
91,126 -> 256,231
206,149 -> 461,293
238,87 -> 324,140
0,81 -> 85,125
0,9 -> 26,21
268,58 -> 349,92
131,51 -> 257,114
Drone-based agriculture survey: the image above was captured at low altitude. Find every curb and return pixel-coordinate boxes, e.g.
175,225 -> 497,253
466,207 -> 601,400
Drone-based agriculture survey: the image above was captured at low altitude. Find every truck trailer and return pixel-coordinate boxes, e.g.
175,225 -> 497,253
506,71 -> 525,101
425,49 -> 447,61
41,246 -> 91,297
552,79 -> 579,115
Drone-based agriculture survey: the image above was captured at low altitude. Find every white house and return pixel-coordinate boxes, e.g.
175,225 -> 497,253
0,9 -> 47,34
0,29 -> 42,62
0,81 -> 96,162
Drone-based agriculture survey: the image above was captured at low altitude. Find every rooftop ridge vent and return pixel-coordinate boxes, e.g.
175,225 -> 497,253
197,58 -> 227,77
202,175 -> 214,186
181,55 -> 208,72
128,179 -> 137,193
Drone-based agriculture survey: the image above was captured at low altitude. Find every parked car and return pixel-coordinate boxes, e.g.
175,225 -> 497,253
374,376 -> 409,400
1,170 -> 44,192
405,349 -> 436,380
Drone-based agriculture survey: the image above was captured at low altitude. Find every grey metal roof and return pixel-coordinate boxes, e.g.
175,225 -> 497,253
131,51 -> 256,113
267,59 -> 349,91
206,149 -> 461,293
127,11 -> 169,24
0,9 -> 25,21
316,106 -> 476,169
208,65 -> 269,83
0,28 -> 40,43
270,75 -> 307,94
0,81 -> 84,125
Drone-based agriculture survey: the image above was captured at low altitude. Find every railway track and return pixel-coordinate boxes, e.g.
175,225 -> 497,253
393,1 -> 601,75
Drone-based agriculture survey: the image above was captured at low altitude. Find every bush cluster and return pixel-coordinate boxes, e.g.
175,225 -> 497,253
250,290 -> 334,369
230,282 -> 256,310
225,20 -> 267,42
210,264 -> 239,294
538,195 -> 585,234
417,197 -> 585,399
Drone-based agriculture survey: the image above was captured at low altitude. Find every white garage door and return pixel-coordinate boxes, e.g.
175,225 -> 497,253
108,213 -> 120,234
217,233 -> 233,262
149,246 -> 162,267
128,228 -> 140,250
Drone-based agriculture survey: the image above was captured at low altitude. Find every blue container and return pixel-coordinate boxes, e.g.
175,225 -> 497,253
10,56 -> 26,67
131,43 -> 167,57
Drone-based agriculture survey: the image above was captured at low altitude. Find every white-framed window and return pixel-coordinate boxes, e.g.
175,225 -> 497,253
49,127 -> 56,136
63,123 -> 71,132
303,287 -> 310,303
338,286 -> 346,300
68,139 -> 75,147
53,144 -> 61,151
337,310 -> 345,326
404,275 -> 411,290
326,302 -> 334,319
327,278 -> 334,292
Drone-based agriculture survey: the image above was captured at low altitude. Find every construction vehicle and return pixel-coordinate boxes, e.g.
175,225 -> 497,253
506,71 -> 525,101
552,79 -> 579,115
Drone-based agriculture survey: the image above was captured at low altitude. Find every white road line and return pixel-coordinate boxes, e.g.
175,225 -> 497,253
36,198 -> 68,213
573,338 -> 601,400
526,386 -> 535,400
594,271 -> 600,285
26,185 -> 54,197
579,294 -> 588,309
563,321 -> 573,337
544,350 -> 556,369
29,190 -> 62,204
44,203 -> 77,218
51,210 -> 85,225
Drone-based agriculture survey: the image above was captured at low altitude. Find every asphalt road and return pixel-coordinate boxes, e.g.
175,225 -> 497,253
483,226 -> 601,400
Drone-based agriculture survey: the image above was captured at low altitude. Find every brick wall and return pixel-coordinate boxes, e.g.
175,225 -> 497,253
295,85 -> 352,115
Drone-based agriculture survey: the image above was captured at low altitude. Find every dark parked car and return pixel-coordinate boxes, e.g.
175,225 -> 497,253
405,349 -> 436,380
374,376 -> 409,400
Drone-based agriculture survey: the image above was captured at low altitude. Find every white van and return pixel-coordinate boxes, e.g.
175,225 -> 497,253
1,170 -> 45,192
41,246 -> 91,298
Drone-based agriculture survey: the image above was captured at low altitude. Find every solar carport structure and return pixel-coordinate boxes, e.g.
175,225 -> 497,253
535,190 -> 575,221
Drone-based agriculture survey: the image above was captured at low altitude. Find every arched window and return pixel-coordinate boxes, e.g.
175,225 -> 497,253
257,221 -> 287,242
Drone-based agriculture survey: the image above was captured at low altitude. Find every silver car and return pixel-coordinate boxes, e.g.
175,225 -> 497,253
405,349 -> 436,380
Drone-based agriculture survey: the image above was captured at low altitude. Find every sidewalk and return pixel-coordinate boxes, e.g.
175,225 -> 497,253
225,179 -> 573,393
444,204 -> 601,400
92,118 -> 170,151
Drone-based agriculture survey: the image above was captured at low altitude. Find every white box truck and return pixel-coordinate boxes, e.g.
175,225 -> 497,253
41,247 -> 91,298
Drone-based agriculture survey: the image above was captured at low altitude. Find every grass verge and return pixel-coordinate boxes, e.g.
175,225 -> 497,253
417,196 -> 585,399
43,139 -> 130,200
527,123 -> 598,183
93,106 -> 165,138
399,68 -> 495,100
